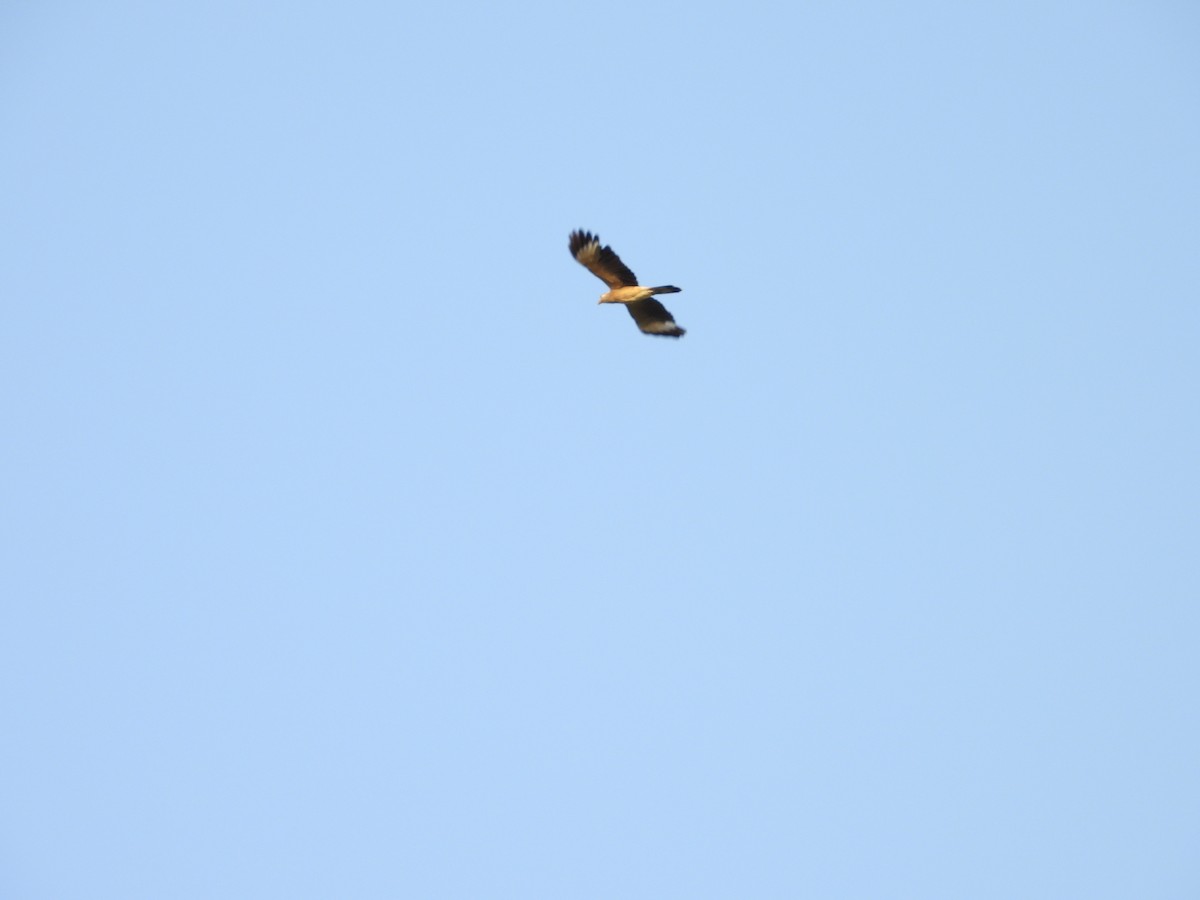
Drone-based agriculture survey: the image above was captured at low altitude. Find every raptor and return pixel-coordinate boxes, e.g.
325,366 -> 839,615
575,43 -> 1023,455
568,230 -> 686,338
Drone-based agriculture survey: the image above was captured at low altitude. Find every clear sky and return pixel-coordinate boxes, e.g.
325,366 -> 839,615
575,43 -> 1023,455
2,1 -> 1198,897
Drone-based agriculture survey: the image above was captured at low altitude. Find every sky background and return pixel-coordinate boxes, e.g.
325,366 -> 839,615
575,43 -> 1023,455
2,1 -> 1198,897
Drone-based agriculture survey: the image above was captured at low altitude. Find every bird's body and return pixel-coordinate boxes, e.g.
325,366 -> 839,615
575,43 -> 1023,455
599,284 -> 681,305
568,230 -> 686,338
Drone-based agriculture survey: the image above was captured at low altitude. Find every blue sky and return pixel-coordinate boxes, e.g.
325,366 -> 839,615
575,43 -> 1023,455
2,1 -> 1198,897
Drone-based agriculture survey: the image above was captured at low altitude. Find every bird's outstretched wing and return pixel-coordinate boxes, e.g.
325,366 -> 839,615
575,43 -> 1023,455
626,298 -> 686,338
569,230 -> 638,289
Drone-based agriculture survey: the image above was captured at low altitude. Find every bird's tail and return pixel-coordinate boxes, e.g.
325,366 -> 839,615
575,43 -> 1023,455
649,285 -> 682,294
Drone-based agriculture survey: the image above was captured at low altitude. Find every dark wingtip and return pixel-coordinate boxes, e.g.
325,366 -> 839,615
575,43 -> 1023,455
568,229 -> 597,256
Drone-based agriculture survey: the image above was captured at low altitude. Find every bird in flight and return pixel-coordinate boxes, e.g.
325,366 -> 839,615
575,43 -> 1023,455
569,230 -> 686,338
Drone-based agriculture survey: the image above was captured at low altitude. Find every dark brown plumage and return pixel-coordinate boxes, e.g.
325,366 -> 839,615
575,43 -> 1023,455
569,230 -> 639,289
